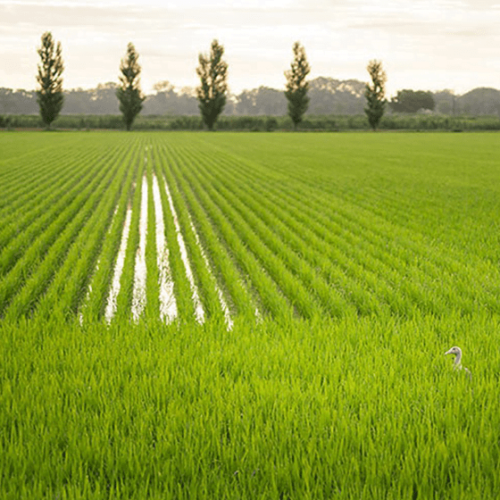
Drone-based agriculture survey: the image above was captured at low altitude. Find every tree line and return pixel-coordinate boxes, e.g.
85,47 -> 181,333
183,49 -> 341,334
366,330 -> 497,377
33,32 -> 389,131
4,83 -> 498,119
0,80 -> 369,116
11,32 -> 500,131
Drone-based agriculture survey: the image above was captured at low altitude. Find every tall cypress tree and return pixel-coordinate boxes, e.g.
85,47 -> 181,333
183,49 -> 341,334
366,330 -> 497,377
196,40 -> 228,131
364,60 -> 387,131
284,42 -> 310,130
36,32 -> 64,129
116,43 -> 145,131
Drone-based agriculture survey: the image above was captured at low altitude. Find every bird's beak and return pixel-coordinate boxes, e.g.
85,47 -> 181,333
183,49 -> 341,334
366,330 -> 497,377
444,349 -> 452,355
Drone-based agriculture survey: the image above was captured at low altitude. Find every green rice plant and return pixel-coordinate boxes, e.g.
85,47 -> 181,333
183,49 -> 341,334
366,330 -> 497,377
0,149 -> 77,225
1,313 -> 500,498
219,162 -> 415,316
0,134 -> 80,203
296,184 -> 496,315
215,132 -> 500,314
144,144 -> 161,322
197,140 -> 488,317
0,134 -> 125,226
113,143 -> 147,322
82,142 -> 141,322
0,141 -> 122,272
151,145 -> 196,323
158,145 -> 232,323
34,142 -> 136,320
0,138 -> 125,251
168,145 -> 329,320
166,132 -> 499,319
333,183 -> 500,314
0,138 -> 101,211
177,142 -> 385,317
1,150 -> 125,321
0,141 -> 124,270
0,132 -> 54,162
1,132 -> 500,499
159,145 -> 294,322
161,153 -> 260,321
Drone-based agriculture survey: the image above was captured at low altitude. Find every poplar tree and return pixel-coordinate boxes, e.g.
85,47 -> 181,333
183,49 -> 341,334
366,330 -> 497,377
36,32 -> 64,129
196,39 -> 228,131
364,59 -> 387,130
116,43 -> 145,131
284,42 -> 310,130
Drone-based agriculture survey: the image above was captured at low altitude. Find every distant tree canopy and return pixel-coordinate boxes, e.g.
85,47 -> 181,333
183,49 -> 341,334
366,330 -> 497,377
236,86 -> 287,116
36,32 -> 64,128
196,39 -> 228,131
432,90 -> 456,115
284,41 -> 310,129
308,78 -> 365,115
364,60 -> 387,130
144,83 -> 198,115
116,43 -> 145,131
3,77 -> 500,122
389,90 -> 435,113
459,87 -> 500,116
0,79 -> 367,118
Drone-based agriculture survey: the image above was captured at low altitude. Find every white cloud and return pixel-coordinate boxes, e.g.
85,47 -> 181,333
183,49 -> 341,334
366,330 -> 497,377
0,0 -> 499,95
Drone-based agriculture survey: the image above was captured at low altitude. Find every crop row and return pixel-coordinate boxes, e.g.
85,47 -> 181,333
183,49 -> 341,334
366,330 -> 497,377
2,132 -> 500,500
1,142 -> 136,321
176,137 -> 500,316
151,138 -> 495,322
3,133 -> 498,324
0,134 -> 113,219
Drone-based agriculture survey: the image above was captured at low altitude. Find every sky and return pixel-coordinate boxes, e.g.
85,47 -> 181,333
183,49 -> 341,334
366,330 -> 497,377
1,0 -> 499,97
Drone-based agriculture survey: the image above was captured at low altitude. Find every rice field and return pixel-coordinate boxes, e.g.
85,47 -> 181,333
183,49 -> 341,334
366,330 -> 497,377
1,131 -> 500,498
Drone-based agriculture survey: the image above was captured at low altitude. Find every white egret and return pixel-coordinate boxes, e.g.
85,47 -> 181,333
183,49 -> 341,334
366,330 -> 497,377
445,346 -> 472,379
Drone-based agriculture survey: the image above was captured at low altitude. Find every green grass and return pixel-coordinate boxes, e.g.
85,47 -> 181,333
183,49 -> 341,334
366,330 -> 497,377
1,131 -> 500,498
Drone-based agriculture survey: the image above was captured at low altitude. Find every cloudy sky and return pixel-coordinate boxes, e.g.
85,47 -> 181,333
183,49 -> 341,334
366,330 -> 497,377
1,0 -> 499,96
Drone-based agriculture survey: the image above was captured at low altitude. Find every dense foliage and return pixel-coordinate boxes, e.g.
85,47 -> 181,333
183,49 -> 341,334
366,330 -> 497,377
390,89 -> 435,113
3,112 -> 500,131
196,40 -> 228,131
284,42 -> 310,129
36,32 -> 64,128
3,83 -> 500,118
116,43 -> 145,131
364,60 -> 387,130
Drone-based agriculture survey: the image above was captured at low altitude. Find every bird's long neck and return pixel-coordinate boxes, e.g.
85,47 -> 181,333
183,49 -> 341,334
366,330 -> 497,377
454,351 -> 462,366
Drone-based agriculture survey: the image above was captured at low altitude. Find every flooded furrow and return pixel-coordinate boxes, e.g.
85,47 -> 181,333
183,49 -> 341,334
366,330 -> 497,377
152,175 -> 177,322
131,177 -> 148,321
187,213 -> 233,330
79,205 -> 119,324
104,207 -> 132,323
163,177 -> 205,324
